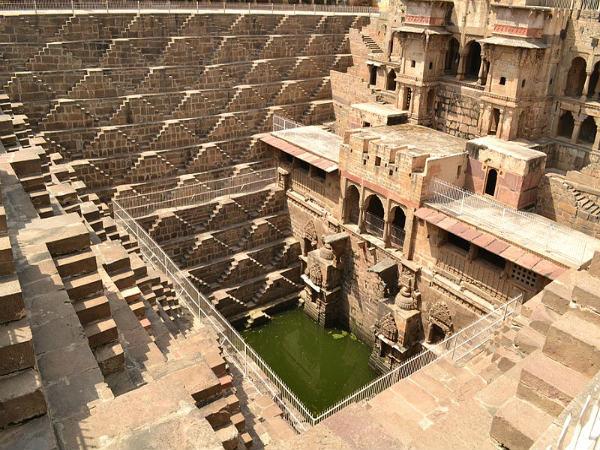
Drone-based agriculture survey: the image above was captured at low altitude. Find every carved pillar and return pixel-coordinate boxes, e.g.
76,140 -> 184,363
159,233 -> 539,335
477,45 -> 487,85
582,71 -> 593,100
593,117 -> 600,151
572,117 -> 583,144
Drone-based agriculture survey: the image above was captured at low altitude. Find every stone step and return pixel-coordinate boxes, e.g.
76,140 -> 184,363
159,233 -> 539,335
53,248 -> 97,278
44,217 -> 90,257
129,301 -> 146,319
93,342 -> 125,376
111,269 -> 136,290
231,412 -> 245,432
121,285 -> 142,304
490,397 -> 553,450
0,369 -> 47,428
73,294 -> 111,326
0,319 -> 34,376
64,271 -> 103,301
29,190 -> 50,208
572,271 -> 600,313
0,236 -> 14,276
517,351 -> 590,417
240,432 -> 253,449
199,394 -> 240,430
215,424 -> 238,450
0,274 -> 25,324
84,317 -> 118,349
543,309 -> 600,377
513,326 -> 544,355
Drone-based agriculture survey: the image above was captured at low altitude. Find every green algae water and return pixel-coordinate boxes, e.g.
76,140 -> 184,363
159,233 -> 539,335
241,308 -> 377,415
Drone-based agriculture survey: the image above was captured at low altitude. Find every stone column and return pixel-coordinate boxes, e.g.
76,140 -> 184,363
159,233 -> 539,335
382,198 -> 392,247
582,71 -> 593,100
477,46 -> 487,85
456,49 -> 468,81
358,184 -> 366,233
593,117 -> 600,151
572,117 -> 583,144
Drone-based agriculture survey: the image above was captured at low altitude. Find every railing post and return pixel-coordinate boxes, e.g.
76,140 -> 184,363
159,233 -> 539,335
71,0 -> 75,14
223,0 -> 225,13
451,335 -> 458,360
34,0 -> 38,14
106,0 -> 109,14
197,0 -> 199,12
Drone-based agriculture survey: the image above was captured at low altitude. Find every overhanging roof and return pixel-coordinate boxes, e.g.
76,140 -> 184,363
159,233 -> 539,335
415,207 -> 567,280
479,36 -> 548,49
261,134 -> 338,173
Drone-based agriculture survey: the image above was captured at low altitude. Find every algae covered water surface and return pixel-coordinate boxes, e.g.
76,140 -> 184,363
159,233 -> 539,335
241,308 -> 377,415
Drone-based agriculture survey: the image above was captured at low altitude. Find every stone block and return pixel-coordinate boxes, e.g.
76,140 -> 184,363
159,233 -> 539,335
0,274 -> 25,324
73,294 -> 111,326
543,309 -> 600,377
53,248 -> 97,278
517,351 -> 589,416
94,342 -> 124,376
0,318 -> 34,376
84,318 -> 118,349
0,236 -> 14,277
0,369 -> 47,428
572,271 -> 600,313
490,397 -> 553,450
64,272 -> 103,301
540,279 -> 571,314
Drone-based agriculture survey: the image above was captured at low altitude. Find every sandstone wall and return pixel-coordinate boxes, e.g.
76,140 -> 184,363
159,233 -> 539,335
432,85 -> 481,140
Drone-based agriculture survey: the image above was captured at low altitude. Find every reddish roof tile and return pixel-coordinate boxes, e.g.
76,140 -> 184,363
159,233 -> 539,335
437,217 -> 459,231
260,135 -> 338,172
472,232 -> 496,248
415,207 -> 435,220
486,239 -> 510,254
515,252 -> 542,270
499,245 -> 526,263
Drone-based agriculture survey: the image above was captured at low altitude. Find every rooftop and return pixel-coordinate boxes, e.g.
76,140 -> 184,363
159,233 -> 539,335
426,179 -> 600,267
351,102 -> 408,118
469,136 -> 547,161
349,124 -> 467,158
272,126 -> 341,163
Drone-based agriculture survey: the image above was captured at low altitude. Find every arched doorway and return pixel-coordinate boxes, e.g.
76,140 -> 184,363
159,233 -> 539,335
488,108 -> 501,135
564,57 -> 587,97
426,302 -> 453,344
444,37 -> 460,75
427,89 -> 435,114
588,62 -> 600,99
485,168 -> 498,196
364,195 -> 385,238
386,69 -> 397,91
345,185 -> 360,225
303,220 -> 318,256
369,65 -> 377,86
390,206 -> 406,249
579,116 -> 597,145
464,41 -> 482,80
403,87 -> 412,110
557,111 -> 575,139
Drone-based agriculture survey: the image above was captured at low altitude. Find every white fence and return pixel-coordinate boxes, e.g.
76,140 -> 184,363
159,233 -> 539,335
312,292 -> 523,423
553,391 -> 600,449
113,200 -> 315,431
112,194 -> 525,430
117,167 -> 277,218
426,178 -> 590,267
0,0 -> 378,15
525,0 -> 574,7
272,114 -> 304,132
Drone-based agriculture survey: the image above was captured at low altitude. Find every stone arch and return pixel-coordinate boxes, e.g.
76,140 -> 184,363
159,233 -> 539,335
386,69 -> 397,91
369,65 -> 377,86
303,219 -> 318,255
444,37 -> 460,75
344,184 -> 360,225
364,194 -> 385,238
427,89 -> 435,114
579,116 -> 597,144
427,301 -> 453,344
557,111 -> 575,139
564,57 -> 587,97
588,61 -> 600,98
484,168 -> 498,196
464,40 -> 482,79
390,205 -> 406,248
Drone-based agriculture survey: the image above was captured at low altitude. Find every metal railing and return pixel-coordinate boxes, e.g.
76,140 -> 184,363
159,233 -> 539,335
553,390 -> 600,449
426,178 -> 590,266
0,0 -> 378,15
389,223 -> 405,249
118,167 -> 277,218
581,0 -> 600,10
289,169 -> 325,198
364,211 -> 384,238
114,190 -> 524,430
312,292 -> 523,423
523,0 -> 574,8
113,199 -> 315,432
272,114 -> 304,132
